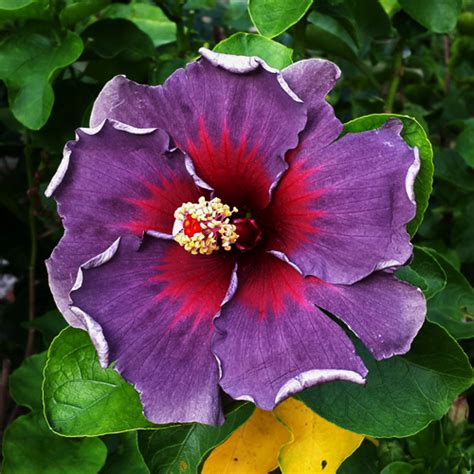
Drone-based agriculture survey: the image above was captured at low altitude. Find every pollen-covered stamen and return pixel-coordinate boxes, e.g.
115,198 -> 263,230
173,197 -> 239,255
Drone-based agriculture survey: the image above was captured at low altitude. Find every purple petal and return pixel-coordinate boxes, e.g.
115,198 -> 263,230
90,49 -> 308,209
90,76 -> 162,130
263,120 -> 419,285
307,273 -> 426,360
71,235 -> 236,425
282,58 -> 343,150
213,253 -> 367,411
46,120 -> 201,327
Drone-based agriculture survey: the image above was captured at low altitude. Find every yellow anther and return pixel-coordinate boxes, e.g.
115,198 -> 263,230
173,197 -> 239,255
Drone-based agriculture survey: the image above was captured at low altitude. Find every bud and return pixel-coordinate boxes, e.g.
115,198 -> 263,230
448,396 -> 469,426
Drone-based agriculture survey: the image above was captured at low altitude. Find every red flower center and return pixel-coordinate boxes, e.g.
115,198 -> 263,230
183,215 -> 203,237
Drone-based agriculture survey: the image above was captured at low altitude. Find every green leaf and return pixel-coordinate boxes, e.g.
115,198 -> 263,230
434,148 -> 474,192
306,11 -> 358,62
138,403 -> 254,473
298,322 -> 473,438
60,0 -> 111,28
102,3 -> 176,47
0,30 -> 83,129
9,352 -> 46,411
456,125 -> 474,168
214,32 -> 293,69
343,114 -> 433,237
395,246 -> 447,300
406,421 -> 446,470
248,0 -> 313,38
453,200 -> 474,264
348,0 -> 393,39
425,249 -> 474,340
2,412 -> 107,474
380,462 -> 415,474
43,327 -> 155,436
0,0 -> 49,22
102,432 -> 149,474
398,0 -> 462,33
82,19 -> 156,61
338,440 -> 379,474
22,310 -> 67,345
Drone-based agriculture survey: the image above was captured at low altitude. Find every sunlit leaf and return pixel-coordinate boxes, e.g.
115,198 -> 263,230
275,398 -> 364,474
43,328 -> 155,436
248,0 -> 313,38
214,32 -> 293,69
202,407 -> 290,473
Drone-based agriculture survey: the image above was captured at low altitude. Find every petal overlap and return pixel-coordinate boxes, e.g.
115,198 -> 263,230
213,253 -> 367,411
71,235 -> 236,425
262,120 -> 419,284
46,120 -> 201,327
282,58 -> 343,151
307,272 -> 426,360
91,49 -> 308,209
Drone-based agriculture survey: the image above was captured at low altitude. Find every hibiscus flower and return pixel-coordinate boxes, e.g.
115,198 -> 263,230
46,49 -> 426,425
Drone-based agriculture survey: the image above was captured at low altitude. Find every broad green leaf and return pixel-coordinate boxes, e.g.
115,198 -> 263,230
396,246 -> 447,300
406,422 -> 446,470
82,19 -> 155,62
348,0 -> 392,39
9,352 -> 46,411
22,309 -> 67,345
306,11 -> 358,61
343,114 -> 433,237
60,0 -> 111,27
203,407 -> 290,473
43,327 -> 155,436
2,412 -> 107,474
380,462 -> 415,474
425,249 -> 474,339
214,32 -> 293,69
102,432 -> 149,474
338,440 -> 379,473
453,200 -> 474,264
0,0 -> 48,22
298,322 -> 473,438
102,3 -> 176,47
456,125 -> 474,168
0,0 -> 36,7
379,0 -> 399,16
248,0 -> 313,38
399,0 -> 462,33
0,30 -> 83,129
139,403 -> 254,473
434,148 -> 474,192
275,398 -> 364,474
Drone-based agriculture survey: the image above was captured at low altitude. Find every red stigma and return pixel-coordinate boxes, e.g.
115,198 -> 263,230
183,215 -> 202,237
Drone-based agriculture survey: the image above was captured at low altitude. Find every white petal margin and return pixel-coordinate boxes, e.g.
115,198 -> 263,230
274,369 -> 366,406
45,119 -> 158,198
199,47 -> 303,104
267,250 -> 303,275
406,146 -> 420,205
212,264 -> 239,381
68,237 -> 121,368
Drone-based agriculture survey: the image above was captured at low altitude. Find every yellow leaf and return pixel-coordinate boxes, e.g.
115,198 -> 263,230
202,407 -> 291,474
274,398 -> 364,474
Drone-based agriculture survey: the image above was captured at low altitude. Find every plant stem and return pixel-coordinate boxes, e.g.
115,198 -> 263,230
443,34 -> 450,95
385,46 -> 403,113
24,143 -> 37,359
